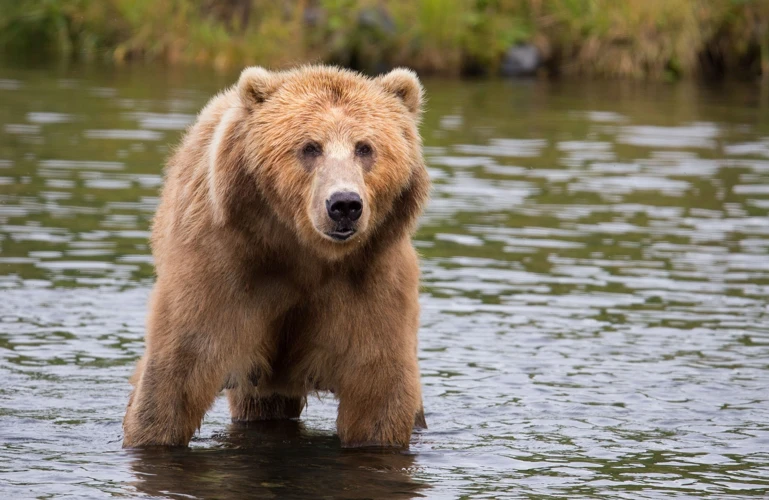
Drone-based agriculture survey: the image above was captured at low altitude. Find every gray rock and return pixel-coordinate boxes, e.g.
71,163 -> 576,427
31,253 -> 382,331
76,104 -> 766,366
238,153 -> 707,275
358,7 -> 396,35
303,6 -> 323,26
500,44 -> 541,77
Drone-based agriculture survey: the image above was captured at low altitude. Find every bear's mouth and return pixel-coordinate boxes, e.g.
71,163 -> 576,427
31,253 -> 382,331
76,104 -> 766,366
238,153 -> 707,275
327,229 -> 356,241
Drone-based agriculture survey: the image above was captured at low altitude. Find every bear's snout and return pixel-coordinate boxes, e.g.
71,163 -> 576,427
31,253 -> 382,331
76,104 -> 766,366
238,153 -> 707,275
327,191 -> 362,222
325,191 -> 363,240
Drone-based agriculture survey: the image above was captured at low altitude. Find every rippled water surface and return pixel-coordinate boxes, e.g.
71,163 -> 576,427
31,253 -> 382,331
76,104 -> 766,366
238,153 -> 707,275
1,64 -> 769,499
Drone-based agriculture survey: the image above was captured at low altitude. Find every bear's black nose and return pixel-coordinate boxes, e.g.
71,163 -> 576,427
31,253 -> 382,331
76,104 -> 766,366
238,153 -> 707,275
326,192 -> 363,222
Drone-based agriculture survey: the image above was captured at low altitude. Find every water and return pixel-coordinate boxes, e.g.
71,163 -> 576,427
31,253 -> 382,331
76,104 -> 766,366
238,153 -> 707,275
1,64 -> 768,499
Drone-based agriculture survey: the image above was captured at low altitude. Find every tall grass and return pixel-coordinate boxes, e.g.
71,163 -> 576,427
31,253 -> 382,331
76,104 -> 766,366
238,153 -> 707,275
543,0 -> 768,80
0,0 -> 767,80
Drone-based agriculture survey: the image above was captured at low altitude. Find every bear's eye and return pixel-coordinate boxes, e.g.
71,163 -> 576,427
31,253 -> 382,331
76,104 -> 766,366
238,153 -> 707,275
355,142 -> 373,157
302,142 -> 323,157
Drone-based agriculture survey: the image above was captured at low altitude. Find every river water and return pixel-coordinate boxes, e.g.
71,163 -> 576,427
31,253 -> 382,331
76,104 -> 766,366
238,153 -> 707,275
1,64 -> 768,499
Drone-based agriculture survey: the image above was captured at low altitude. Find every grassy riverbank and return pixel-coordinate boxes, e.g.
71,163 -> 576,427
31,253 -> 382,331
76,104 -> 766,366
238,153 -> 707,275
1,0 -> 767,80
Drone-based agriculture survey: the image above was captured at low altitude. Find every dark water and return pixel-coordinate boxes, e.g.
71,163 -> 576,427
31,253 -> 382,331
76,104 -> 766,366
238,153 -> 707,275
1,64 -> 768,499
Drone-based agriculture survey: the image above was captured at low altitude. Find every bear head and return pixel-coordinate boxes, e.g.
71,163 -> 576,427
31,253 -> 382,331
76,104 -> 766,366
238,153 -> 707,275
210,65 -> 429,261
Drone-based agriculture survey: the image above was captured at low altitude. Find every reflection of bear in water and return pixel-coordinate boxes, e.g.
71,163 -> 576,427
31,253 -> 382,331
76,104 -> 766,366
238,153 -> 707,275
128,421 -> 428,499
123,66 -> 430,448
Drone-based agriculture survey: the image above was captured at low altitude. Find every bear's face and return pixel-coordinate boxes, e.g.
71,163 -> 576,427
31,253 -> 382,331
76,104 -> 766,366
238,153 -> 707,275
231,66 -> 427,260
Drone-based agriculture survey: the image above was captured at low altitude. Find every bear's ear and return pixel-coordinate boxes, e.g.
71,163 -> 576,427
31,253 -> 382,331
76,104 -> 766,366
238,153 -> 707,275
377,68 -> 424,116
238,66 -> 284,107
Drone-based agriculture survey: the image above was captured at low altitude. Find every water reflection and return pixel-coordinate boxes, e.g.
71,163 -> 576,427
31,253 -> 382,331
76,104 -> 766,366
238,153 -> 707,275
129,421 -> 426,499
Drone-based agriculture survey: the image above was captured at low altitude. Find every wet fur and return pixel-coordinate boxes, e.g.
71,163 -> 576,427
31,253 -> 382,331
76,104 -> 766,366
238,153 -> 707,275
123,65 -> 430,448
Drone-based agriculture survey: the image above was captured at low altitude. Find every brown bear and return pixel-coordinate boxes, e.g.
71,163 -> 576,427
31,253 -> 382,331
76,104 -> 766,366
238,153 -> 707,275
122,65 -> 430,448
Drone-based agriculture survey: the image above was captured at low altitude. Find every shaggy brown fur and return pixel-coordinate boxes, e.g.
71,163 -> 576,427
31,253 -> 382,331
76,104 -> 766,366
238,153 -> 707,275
122,65 -> 430,448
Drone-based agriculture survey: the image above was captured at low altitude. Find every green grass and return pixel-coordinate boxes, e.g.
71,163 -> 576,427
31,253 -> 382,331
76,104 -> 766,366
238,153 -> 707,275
0,0 -> 767,80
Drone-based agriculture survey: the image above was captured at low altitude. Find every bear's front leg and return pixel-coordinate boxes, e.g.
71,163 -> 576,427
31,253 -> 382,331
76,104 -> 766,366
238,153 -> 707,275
123,340 -> 228,447
122,286 -> 237,447
336,356 -> 423,448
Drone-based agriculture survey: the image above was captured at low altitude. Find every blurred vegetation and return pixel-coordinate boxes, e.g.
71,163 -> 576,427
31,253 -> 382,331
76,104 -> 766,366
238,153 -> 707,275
0,0 -> 768,80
